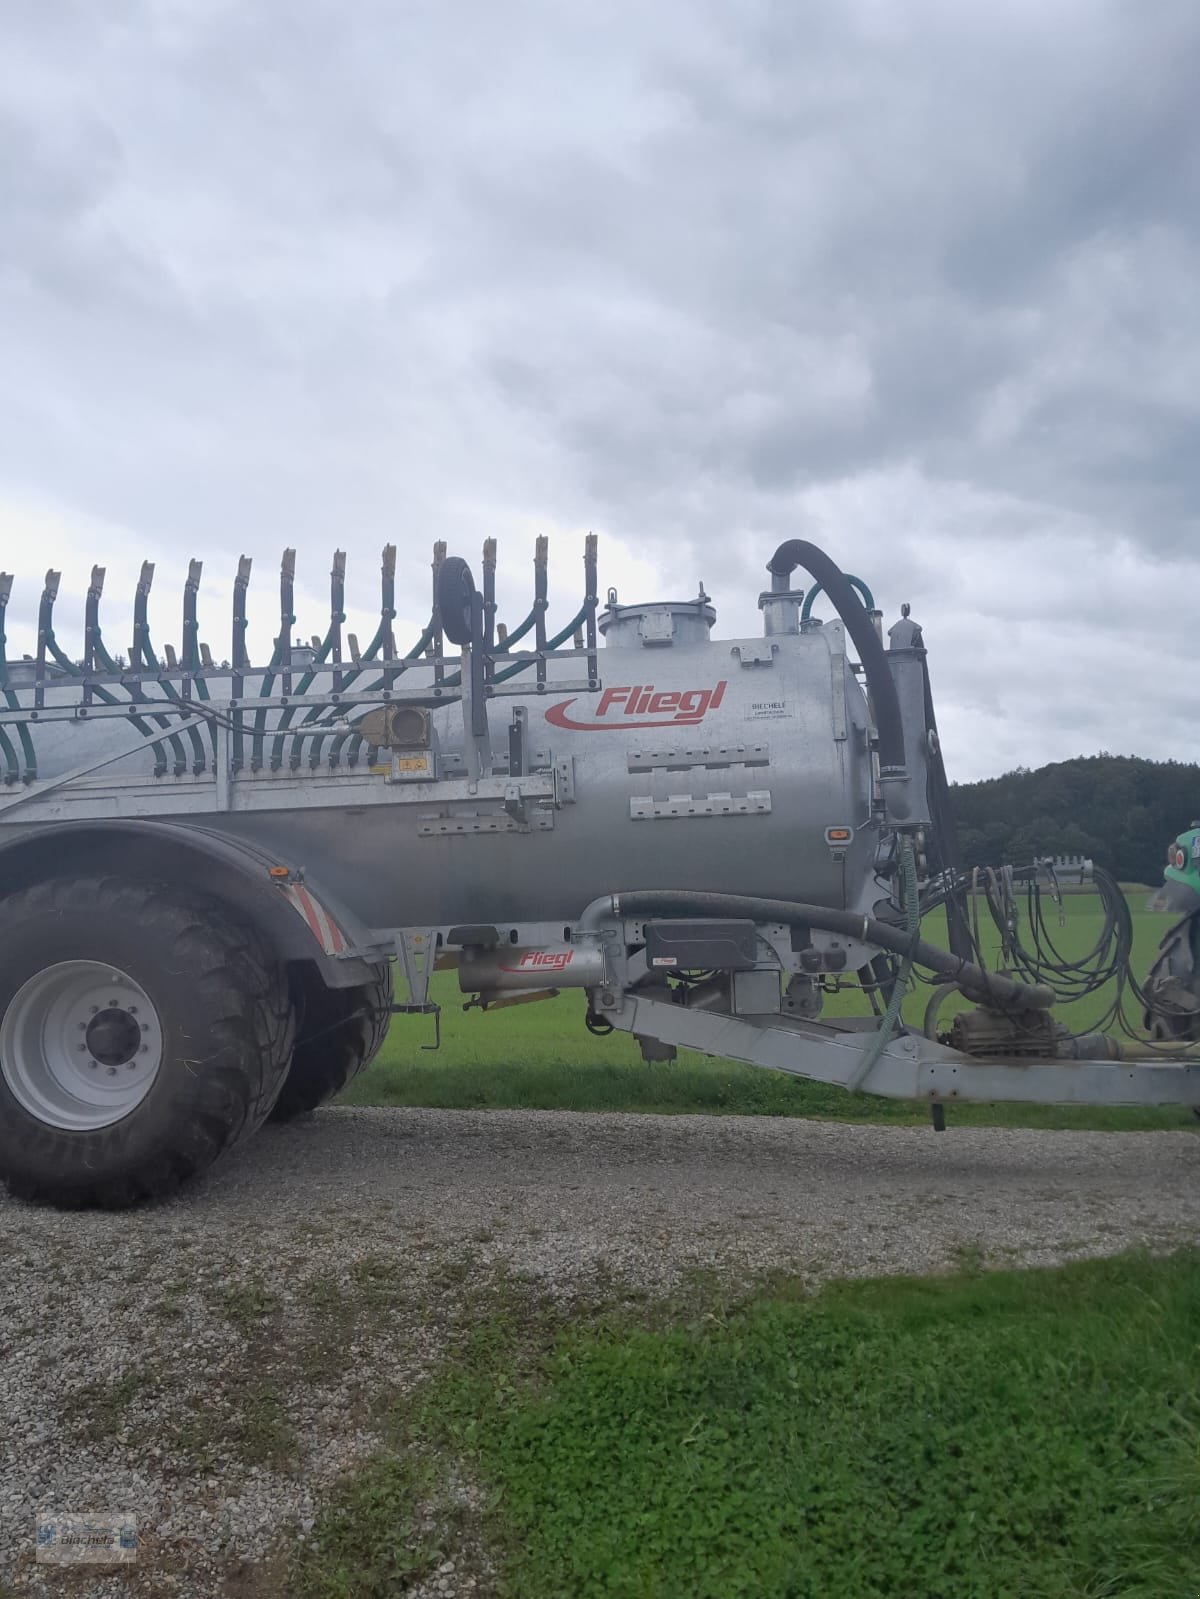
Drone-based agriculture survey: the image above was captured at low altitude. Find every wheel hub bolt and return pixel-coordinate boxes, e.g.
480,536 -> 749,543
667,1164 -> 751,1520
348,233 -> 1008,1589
106,1067 -> 117,1076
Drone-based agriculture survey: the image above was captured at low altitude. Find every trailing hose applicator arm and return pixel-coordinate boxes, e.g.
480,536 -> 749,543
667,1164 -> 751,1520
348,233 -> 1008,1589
766,540 -> 909,807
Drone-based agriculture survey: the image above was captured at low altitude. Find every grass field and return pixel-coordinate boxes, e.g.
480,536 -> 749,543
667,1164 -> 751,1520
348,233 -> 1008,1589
300,894 -> 1200,1596
345,889 -> 1199,1131
296,1247 -> 1200,1598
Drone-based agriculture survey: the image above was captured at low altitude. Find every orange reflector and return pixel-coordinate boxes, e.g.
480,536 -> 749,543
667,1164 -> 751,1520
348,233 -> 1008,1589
267,866 -> 289,879
826,827 -> 852,842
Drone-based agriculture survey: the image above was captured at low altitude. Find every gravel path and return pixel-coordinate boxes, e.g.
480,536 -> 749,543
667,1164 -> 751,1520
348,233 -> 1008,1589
2,1108 -> 1197,1596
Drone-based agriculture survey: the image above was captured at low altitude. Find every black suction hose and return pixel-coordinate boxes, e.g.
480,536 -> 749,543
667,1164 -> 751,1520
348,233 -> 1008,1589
589,889 -> 1055,1011
920,650 -> 976,964
767,540 -> 906,774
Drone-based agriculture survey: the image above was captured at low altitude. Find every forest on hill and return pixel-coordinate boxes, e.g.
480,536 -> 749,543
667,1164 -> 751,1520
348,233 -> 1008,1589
949,755 -> 1200,887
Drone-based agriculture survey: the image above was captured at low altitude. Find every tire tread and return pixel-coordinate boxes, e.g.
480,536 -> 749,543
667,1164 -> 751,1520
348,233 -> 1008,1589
270,964 -> 393,1121
0,875 -> 295,1208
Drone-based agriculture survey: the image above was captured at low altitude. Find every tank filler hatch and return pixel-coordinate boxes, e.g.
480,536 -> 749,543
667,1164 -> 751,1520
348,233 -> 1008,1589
598,586 -> 715,648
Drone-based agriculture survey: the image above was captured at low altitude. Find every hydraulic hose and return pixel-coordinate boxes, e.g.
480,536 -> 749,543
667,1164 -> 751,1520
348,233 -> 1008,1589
766,540 -> 905,774
314,621 -> 437,767
250,643 -> 286,769
141,625 -> 207,774
0,601 -> 32,781
454,600 -> 590,689
271,632 -> 334,770
0,721 -> 19,783
72,606 -> 183,778
845,836 -> 919,1090
581,889 -> 1055,1012
919,650 -> 976,965
0,693 -> 36,782
800,574 -> 874,621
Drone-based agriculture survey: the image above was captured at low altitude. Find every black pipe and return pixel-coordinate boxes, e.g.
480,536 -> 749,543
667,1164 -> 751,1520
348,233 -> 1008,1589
583,531 -> 599,688
482,537 -> 497,657
0,572 -> 23,783
604,888 -> 1055,1011
919,650 -> 977,964
766,540 -> 905,773
533,535 -> 548,691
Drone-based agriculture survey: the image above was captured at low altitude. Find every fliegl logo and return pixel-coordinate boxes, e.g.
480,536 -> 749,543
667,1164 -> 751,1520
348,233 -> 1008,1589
501,950 -> 574,973
545,681 -> 727,732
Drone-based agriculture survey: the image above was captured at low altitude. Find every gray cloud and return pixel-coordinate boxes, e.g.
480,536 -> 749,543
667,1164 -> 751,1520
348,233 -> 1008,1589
1,0 -> 1199,778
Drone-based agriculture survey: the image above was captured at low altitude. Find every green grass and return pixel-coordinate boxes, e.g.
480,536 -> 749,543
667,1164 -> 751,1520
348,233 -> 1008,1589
219,1281 -> 278,1331
295,1248 -> 1200,1599
60,1369 -> 145,1443
344,890 -> 1198,1130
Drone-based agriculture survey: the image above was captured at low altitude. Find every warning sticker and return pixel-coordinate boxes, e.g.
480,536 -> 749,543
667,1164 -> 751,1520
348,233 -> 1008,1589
747,700 -> 793,720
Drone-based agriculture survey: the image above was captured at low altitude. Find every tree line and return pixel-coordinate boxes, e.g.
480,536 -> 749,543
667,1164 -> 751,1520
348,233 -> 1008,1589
949,755 -> 1200,887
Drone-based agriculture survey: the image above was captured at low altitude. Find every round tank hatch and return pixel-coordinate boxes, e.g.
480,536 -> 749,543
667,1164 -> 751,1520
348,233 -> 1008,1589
599,587 -> 715,648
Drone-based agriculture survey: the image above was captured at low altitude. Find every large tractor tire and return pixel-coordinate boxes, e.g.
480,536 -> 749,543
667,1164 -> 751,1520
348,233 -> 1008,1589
0,876 -> 295,1209
270,962 -> 393,1121
1144,915 -> 1200,1042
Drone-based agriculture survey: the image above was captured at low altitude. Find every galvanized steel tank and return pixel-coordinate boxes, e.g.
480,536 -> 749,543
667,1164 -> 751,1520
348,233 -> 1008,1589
227,597 -> 878,927
2,586 -> 882,932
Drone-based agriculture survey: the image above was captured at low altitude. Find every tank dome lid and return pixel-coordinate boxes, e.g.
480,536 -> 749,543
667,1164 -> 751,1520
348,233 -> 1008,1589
599,587 -> 715,648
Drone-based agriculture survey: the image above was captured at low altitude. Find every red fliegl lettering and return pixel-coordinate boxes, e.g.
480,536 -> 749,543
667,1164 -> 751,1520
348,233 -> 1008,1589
545,681 -> 729,731
498,950 -> 575,973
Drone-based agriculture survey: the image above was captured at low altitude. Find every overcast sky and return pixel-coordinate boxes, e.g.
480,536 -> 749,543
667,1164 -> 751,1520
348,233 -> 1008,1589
2,0 -> 1198,781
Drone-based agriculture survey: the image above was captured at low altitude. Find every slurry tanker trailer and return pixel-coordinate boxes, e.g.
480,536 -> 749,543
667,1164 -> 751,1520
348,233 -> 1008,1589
0,538 -> 1195,1207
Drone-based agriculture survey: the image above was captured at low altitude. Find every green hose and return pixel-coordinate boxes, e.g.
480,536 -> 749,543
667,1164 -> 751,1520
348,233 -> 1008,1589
92,630 -> 186,774
142,631 -> 208,772
0,718 -> 17,781
271,631 -> 336,770
0,626 -> 31,781
304,623 -> 437,766
801,575 -> 874,621
496,607 -> 538,651
489,602 -> 589,684
312,621 -> 434,724
441,601 -> 589,690
250,643 -> 285,769
3,620 -> 86,777
0,694 -> 36,781
845,837 -> 920,1092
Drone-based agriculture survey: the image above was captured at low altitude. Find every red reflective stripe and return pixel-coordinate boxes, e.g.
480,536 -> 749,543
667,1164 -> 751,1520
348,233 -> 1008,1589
291,886 -> 325,945
310,895 -> 346,954
282,883 -> 347,956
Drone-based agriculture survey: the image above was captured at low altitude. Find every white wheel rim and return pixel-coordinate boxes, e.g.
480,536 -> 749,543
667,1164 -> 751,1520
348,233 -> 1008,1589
0,961 -> 164,1131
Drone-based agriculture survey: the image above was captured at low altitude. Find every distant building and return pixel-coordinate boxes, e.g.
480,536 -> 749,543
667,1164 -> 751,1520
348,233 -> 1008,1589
1042,853 -> 1093,885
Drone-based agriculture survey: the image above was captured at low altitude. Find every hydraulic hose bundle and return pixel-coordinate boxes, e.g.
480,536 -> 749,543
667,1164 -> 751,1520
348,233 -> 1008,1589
584,889 -> 1056,1013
